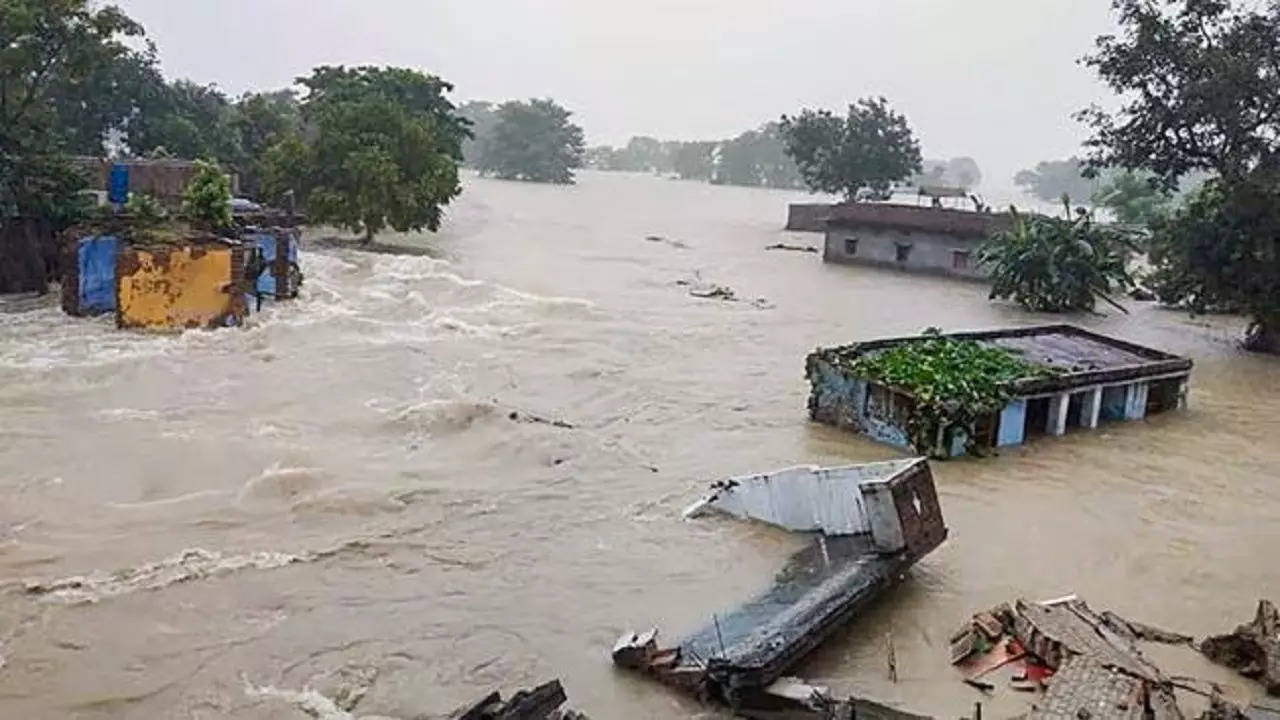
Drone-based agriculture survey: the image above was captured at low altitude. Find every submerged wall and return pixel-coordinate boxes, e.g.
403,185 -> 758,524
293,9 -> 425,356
116,244 -> 247,331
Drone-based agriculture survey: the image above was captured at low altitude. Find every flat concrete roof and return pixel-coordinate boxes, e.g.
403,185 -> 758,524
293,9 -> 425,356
818,325 -> 1193,395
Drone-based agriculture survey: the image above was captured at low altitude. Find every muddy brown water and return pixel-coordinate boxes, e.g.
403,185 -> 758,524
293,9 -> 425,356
1,171 -> 1277,719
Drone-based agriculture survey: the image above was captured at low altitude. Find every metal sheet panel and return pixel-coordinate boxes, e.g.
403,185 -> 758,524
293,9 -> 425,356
684,458 -> 924,536
116,245 -> 246,331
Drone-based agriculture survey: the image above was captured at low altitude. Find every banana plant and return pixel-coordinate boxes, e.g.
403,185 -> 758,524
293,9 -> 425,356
978,198 -> 1136,314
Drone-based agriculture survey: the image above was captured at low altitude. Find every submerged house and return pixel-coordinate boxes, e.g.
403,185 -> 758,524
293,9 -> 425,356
822,203 -> 1011,279
807,325 -> 1193,456
61,221 -> 301,330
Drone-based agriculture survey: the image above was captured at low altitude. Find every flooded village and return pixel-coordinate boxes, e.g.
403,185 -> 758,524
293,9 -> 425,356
3,2 -> 1280,720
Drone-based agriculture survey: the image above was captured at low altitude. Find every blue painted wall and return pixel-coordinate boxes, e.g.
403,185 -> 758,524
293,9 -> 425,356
77,235 -> 119,314
998,400 -> 1027,446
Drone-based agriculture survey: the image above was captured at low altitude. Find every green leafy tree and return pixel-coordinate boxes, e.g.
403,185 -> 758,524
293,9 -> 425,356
714,123 -> 802,189
299,66 -> 470,160
458,101 -> 498,166
233,90 -> 301,198
1090,171 -> 1172,227
262,66 -> 466,241
0,0 -> 145,217
978,203 -> 1135,314
1147,176 -> 1280,350
780,97 -> 922,201
1079,0 -> 1280,351
1013,158 -> 1101,204
181,159 -> 233,231
475,99 -> 586,184
129,79 -> 245,165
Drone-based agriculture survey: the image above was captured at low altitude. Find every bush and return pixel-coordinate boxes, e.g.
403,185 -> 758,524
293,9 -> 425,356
181,159 -> 233,231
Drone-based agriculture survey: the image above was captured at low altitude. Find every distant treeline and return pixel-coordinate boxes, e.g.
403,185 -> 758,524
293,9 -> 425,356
571,128 -> 983,194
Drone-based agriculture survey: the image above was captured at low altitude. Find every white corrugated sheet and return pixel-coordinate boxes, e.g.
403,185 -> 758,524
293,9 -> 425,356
683,458 -> 923,536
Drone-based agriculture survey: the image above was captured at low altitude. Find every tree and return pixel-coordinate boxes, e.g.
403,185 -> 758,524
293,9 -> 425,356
978,203 -> 1135,314
1078,0 -> 1280,188
298,66 -> 470,161
475,99 -> 585,184
233,90 -> 301,198
671,142 -> 716,181
1090,171 -> 1172,227
1079,0 -> 1280,351
914,157 -> 984,191
946,157 -> 983,190
458,101 -> 498,166
714,123 -> 803,189
1147,176 -> 1280,351
129,79 -> 245,164
780,97 -> 922,201
1013,158 -> 1101,203
261,66 -> 467,241
1,0 -> 146,217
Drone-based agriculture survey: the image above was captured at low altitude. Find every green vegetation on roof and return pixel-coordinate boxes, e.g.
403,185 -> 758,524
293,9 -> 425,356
837,330 -> 1060,457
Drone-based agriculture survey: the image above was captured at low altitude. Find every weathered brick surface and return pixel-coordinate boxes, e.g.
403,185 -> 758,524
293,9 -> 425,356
1030,656 -> 1145,720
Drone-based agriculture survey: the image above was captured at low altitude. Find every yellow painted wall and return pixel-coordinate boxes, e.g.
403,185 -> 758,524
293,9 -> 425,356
117,245 -> 245,331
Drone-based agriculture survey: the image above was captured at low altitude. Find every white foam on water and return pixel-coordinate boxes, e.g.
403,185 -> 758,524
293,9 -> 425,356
243,682 -> 357,720
24,548 -> 305,605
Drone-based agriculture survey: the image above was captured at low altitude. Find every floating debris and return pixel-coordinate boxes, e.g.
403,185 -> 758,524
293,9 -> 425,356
450,679 -> 588,719
947,596 -> 1254,720
644,235 -> 689,249
765,243 -> 820,253
1201,599 -> 1280,696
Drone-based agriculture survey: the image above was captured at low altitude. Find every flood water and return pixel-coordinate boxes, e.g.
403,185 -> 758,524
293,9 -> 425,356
1,171 -> 1278,719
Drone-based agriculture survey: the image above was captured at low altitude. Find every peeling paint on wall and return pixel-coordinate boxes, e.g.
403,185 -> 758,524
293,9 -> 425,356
116,244 -> 246,331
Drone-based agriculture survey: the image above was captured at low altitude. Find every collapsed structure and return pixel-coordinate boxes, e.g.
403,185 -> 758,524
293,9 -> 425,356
807,325 -> 1193,457
614,458 -> 946,719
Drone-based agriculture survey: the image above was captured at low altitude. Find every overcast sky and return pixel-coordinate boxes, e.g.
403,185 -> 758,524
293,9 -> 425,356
113,0 -> 1119,194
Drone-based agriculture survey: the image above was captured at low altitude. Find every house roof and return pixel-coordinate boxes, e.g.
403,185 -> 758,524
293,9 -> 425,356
826,202 -> 1011,237
817,325 -> 1193,395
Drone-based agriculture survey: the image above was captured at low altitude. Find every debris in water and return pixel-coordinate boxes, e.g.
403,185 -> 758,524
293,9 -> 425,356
765,242 -> 820,253
616,459 -> 947,719
450,679 -> 589,719
946,595 -> 1238,720
1201,599 -> 1280,695
644,235 -> 688,249
688,284 -> 736,301
506,409 -> 575,429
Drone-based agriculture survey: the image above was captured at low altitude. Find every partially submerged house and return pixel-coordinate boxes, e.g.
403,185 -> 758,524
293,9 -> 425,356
807,325 -> 1193,456
822,203 -> 1011,280
61,220 -> 301,331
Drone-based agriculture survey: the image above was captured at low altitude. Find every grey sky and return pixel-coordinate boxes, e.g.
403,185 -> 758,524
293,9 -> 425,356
114,0 -> 1119,194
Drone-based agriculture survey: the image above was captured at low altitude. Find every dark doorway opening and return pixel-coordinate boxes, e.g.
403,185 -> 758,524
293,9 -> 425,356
1024,397 -> 1050,438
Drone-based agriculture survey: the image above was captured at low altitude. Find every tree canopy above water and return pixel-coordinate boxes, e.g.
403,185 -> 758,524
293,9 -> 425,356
260,66 -> 469,241
779,97 -> 923,201
473,99 -> 586,184
1079,0 -> 1280,352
